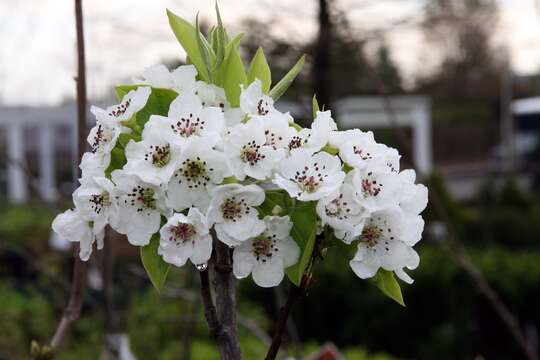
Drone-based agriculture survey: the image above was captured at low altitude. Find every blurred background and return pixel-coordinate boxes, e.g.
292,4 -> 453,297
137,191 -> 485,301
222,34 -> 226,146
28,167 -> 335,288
1,0 -> 540,359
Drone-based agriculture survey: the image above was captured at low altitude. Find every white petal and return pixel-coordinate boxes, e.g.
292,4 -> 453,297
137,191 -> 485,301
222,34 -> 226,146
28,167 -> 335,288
190,234 -> 213,265
251,257 -> 285,288
232,247 -> 257,279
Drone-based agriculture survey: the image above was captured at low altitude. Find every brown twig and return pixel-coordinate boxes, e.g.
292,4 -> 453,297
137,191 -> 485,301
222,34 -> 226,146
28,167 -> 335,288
264,281 -> 305,360
197,233 -> 242,359
199,267 -> 221,338
49,0 -> 88,352
213,237 -> 242,359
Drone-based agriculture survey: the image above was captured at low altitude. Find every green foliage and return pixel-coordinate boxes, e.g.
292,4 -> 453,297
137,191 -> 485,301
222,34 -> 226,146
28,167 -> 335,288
285,200 -> 318,285
140,233 -> 171,292
247,47 -> 271,92
370,269 -> 405,306
195,13 -> 215,82
256,189 -> 291,217
312,94 -> 320,120
269,55 -> 305,101
105,147 -> 127,179
221,45 -> 247,107
167,9 -> 210,82
0,205 -> 54,246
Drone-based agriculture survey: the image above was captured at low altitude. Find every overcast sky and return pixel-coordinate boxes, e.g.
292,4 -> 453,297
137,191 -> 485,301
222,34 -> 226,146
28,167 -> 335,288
1,0 -> 540,105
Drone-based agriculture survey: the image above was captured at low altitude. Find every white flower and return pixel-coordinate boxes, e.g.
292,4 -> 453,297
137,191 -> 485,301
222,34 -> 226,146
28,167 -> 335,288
232,216 -> 300,287
349,208 -> 421,284
139,64 -> 197,92
274,149 -> 345,201
146,91 -> 225,148
336,130 -> 400,173
207,184 -> 266,246
140,64 -> 174,88
91,86 -> 151,123
172,65 -> 198,93
250,113 -> 293,150
316,182 -> 366,244
224,120 -> 285,180
109,170 -> 168,246
195,81 -> 228,108
73,176 -> 116,235
123,116 -> 182,186
348,168 -> 401,213
87,117 -> 122,158
397,169 -> 428,215
79,152 -> 107,183
240,80 -> 276,118
158,208 -> 212,268
167,136 -> 230,211
288,110 -> 337,153
52,209 -> 104,261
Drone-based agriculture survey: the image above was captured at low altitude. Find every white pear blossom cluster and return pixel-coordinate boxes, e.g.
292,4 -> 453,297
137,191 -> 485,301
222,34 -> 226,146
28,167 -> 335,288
52,63 -> 427,288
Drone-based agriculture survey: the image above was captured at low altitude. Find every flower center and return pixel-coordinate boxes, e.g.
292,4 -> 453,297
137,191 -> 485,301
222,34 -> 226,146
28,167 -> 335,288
171,113 -> 204,138
324,194 -> 352,220
168,223 -> 197,244
256,99 -> 270,115
240,141 -> 265,165
361,172 -> 382,197
177,157 -> 212,189
145,144 -> 171,168
294,163 -> 327,193
90,124 -> 112,153
288,136 -> 303,150
221,197 -> 246,221
109,98 -> 131,117
360,224 -> 383,248
264,129 -> 283,148
252,233 -> 278,262
89,191 -> 111,214
353,145 -> 373,161
127,186 -> 156,211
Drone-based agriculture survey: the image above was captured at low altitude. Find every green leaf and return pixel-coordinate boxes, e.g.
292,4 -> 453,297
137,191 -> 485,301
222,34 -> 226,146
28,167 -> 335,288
115,85 -> 178,128
312,94 -> 320,120
167,9 -> 210,82
371,269 -> 405,306
117,133 -> 141,148
225,33 -> 244,58
104,147 -> 127,179
215,33 -> 244,86
269,55 -> 305,101
221,46 -> 246,107
195,13 -> 214,82
257,190 -> 291,217
322,144 -> 339,155
141,233 -> 171,292
214,2 -> 226,67
285,200 -> 318,285
247,47 -> 271,93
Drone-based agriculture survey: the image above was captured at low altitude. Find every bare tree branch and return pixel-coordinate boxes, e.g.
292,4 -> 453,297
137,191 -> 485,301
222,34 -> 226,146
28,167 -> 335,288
49,0 -> 88,352
199,267 -> 222,339
264,278 -> 307,360
212,237 -> 242,360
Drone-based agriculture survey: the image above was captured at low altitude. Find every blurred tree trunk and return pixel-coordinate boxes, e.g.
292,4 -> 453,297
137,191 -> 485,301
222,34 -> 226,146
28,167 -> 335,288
314,0 -> 332,111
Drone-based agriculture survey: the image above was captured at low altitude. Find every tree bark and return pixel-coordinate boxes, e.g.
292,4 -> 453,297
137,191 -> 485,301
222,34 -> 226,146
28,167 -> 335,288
313,0 -> 332,111
199,234 -> 242,360
49,0 -> 88,351
213,239 -> 242,359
